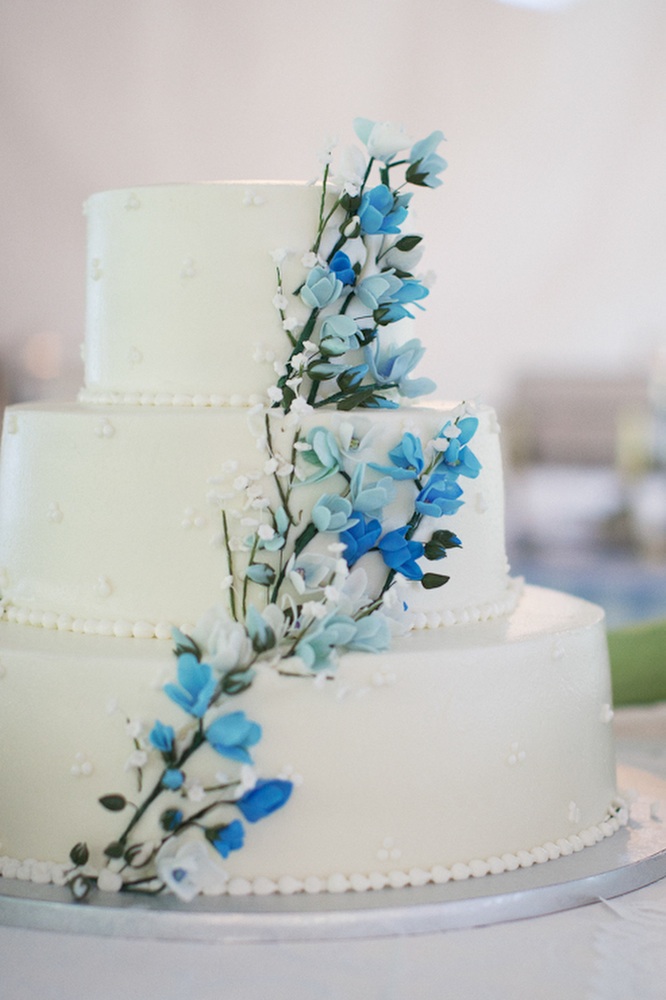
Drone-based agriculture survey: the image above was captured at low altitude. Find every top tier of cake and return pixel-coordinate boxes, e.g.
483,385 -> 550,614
82,182 -> 366,405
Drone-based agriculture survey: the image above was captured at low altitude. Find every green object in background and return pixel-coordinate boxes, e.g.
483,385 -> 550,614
609,619 -> 666,705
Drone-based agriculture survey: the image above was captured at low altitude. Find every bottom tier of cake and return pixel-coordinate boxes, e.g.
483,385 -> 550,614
0,586 -> 625,898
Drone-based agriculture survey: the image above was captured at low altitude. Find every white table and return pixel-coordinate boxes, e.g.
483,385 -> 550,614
2,704 -> 666,1000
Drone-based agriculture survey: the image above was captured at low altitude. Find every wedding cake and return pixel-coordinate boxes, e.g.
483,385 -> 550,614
0,120 -> 625,901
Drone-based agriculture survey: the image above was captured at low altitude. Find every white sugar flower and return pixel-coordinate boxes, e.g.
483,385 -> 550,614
272,292 -> 288,311
125,749 -> 148,771
289,397 -> 314,419
156,840 -> 229,901
270,247 -> 289,265
267,386 -> 283,404
301,251 -> 320,269
333,144 -> 367,195
282,316 -> 300,333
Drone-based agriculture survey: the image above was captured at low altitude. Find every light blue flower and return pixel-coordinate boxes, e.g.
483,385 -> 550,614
236,779 -> 293,823
347,612 -> 391,653
161,768 -> 184,790
206,711 -> 262,765
407,130 -> 447,188
312,494 -> 358,533
349,463 -> 396,517
365,338 -> 436,398
378,527 -> 424,581
207,819 -> 245,859
370,433 -> 425,480
258,506 -> 290,551
376,279 -> 429,324
149,721 -> 175,754
415,477 -> 464,517
353,117 -> 412,162
298,427 -> 341,484
300,266 -> 343,309
296,614 -> 358,671
329,250 -> 356,286
289,552 -> 338,595
319,314 -> 361,357
164,653 -> 217,718
358,185 -> 408,235
246,604 -> 276,653
339,512 -> 382,567
245,562 -> 275,586
355,272 -> 403,312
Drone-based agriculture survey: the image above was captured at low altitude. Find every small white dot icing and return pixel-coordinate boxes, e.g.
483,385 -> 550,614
95,417 -> 115,438
180,256 -> 196,279
552,638 -> 565,660
70,752 -> 93,777
181,507 -> 207,529
124,192 -> 141,210
47,502 -> 63,523
600,703 -> 614,723
506,741 -> 527,765
474,492 -> 489,514
242,188 -> 266,207
94,576 -> 113,599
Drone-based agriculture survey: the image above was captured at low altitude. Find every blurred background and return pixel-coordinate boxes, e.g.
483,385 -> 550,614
2,0 -> 666,628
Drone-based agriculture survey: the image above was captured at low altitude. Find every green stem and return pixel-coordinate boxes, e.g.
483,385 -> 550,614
221,511 -> 238,621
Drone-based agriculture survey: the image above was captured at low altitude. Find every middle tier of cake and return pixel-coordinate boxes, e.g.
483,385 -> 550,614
0,401 -> 515,637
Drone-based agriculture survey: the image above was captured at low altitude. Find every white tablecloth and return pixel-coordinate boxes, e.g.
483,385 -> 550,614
2,704 -> 666,1000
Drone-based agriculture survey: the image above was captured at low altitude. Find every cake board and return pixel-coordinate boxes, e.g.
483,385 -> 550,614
1,762 -> 665,943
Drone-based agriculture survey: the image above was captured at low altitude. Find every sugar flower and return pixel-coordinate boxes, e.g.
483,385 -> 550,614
163,653 -> 217,718
378,527 -> 425,581
318,314 -> 361,357
415,476 -> 464,517
358,185 -> 408,236
353,117 -> 412,162
329,250 -> 356,286
206,819 -> 245,859
365,338 -> 436,399
155,841 -> 229,901
370,432 -> 425,480
300,266 -> 343,310
407,130 -> 447,188
339,512 -> 382,567
206,711 -> 262,765
312,494 -> 358,533
149,721 -> 175,755
236,779 -> 293,823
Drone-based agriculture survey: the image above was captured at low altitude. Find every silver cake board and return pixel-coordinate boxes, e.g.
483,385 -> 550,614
1,763 -> 665,943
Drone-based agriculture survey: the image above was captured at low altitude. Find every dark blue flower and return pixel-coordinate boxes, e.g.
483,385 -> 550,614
236,779 -> 293,823
378,527 -> 424,580
340,513 -> 382,567
358,185 -> 408,235
415,477 -> 464,517
206,711 -> 262,765
163,653 -> 217,718
161,768 -> 185,790
329,250 -> 356,286
207,819 -> 245,858
149,721 -> 175,754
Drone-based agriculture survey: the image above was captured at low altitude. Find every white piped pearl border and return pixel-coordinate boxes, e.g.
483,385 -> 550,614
0,799 -> 628,894
0,579 -> 522,641
78,388 -> 266,408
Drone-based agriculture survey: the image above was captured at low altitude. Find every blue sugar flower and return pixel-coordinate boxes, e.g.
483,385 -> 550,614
296,614 -> 358,672
365,338 -> 436,399
376,279 -> 429,324
236,779 -> 293,823
206,711 -> 262,764
370,433 -> 425,480
355,272 -> 403,312
353,117 -> 412,162
298,427 -> 341,484
329,250 -> 356,286
245,562 -> 275,586
161,768 -> 184,790
349,464 -> 396,517
164,653 -> 217,718
415,477 -> 464,517
358,185 -> 408,235
407,130 -> 447,188
300,266 -> 343,310
347,612 -> 391,653
433,417 -> 481,479
246,605 -> 276,653
319,314 -> 361,357
378,527 -> 425,581
149,721 -> 175,754
207,819 -> 245,858
339,512 -> 382,567
312,494 -> 358,533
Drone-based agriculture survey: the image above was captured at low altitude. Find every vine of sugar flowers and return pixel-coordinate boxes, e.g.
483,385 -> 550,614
67,119 -> 480,901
